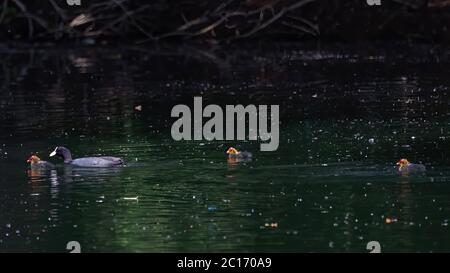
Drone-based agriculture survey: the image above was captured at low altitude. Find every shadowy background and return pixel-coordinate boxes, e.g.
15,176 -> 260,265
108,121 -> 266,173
1,0 -> 450,45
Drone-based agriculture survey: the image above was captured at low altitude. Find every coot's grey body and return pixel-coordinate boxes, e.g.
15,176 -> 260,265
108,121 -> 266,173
70,157 -> 123,167
50,146 -> 123,168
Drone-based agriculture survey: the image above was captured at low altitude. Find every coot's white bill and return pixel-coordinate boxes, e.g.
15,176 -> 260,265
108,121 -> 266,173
49,147 -> 58,157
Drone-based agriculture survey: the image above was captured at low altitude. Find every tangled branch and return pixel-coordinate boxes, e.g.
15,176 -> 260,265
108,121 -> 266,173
0,0 -> 319,43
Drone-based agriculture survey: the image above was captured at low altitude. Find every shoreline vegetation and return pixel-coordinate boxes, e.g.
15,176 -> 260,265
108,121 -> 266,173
1,0 -> 450,46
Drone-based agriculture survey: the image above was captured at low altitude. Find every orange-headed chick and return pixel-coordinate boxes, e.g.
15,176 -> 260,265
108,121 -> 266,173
226,147 -> 252,161
27,155 -> 55,169
396,158 -> 425,174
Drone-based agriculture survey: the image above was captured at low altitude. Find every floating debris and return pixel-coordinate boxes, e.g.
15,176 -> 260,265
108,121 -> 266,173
134,105 -> 142,111
122,196 -> 139,201
385,218 -> 398,224
264,223 -> 278,228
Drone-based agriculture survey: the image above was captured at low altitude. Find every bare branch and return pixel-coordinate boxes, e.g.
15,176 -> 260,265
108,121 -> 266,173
0,0 -> 9,24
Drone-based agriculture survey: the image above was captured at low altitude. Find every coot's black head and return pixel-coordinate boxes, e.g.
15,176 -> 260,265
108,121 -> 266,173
50,146 -> 72,163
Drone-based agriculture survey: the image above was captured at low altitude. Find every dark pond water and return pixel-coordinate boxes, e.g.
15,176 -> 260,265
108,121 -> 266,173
1,43 -> 450,252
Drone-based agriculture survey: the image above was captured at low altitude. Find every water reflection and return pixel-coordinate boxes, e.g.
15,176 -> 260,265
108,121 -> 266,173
2,44 -> 450,252
60,165 -> 124,178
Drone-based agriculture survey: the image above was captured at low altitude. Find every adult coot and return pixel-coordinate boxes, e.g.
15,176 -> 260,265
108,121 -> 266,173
50,146 -> 124,168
